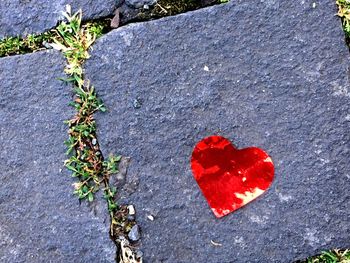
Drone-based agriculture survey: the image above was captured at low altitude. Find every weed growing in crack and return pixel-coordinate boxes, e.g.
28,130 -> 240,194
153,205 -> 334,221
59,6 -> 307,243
0,11 -> 109,58
52,6 -> 141,261
337,0 -> 350,39
103,155 -> 121,212
0,31 -> 55,57
51,5 -> 119,207
297,249 -> 350,263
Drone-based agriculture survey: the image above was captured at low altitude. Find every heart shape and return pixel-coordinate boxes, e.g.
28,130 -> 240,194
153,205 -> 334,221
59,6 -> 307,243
191,136 -> 274,218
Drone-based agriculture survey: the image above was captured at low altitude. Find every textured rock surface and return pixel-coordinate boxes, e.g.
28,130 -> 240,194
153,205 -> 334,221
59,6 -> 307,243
125,0 -> 156,9
0,0 -> 119,38
85,0 -> 350,262
0,51 -> 115,262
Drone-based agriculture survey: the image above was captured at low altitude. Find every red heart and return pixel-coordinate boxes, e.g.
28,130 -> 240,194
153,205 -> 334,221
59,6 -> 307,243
191,136 -> 274,218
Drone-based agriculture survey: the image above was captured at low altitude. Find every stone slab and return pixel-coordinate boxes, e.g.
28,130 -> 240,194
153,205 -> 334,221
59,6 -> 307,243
0,0 -> 118,38
0,51 -> 115,262
85,0 -> 350,262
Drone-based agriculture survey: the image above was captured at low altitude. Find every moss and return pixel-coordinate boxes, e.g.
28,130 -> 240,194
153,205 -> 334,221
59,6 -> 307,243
0,18 -> 110,58
0,31 -> 55,57
337,0 -> 350,46
296,250 -> 350,263
85,19 -> 111,38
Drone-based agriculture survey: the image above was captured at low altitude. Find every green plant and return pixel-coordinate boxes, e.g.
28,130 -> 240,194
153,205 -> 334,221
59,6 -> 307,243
86,20 -> 110,38
0,31 -> 55,57
51,5 -> 121,216
103,155 -> 121,213
337,0 -> 350,38
51,6 -> 106,202
298,250 -> 350,263
0,11 -> 109,58
52,8 -> 138,253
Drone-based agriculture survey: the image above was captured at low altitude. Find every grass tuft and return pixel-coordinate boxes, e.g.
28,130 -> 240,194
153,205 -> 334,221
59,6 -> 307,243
53,6 -> 140,260
52,4 -> 121,220
298,250 -> 350,263
52,6 -> 113,203
337,0 -> 350,39
0,13 -> 109,58
0,31 -> 55,57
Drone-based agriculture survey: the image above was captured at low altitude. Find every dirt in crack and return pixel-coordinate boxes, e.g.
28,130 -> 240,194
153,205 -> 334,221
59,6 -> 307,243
52,6 -> 141,262
120,0 -> 224,23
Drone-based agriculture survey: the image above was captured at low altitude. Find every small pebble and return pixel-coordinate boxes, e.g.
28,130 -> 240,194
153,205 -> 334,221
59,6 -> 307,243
147,215 -> 154,221
110,9 -> 120,29
128,225 -> 140,242
133,98 -> 142,109
92,138 -> 97,145
43,41 -> 53,49
128,205 -> 136,215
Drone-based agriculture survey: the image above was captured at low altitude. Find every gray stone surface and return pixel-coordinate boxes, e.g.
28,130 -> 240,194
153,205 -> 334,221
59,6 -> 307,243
128,224 -> 140,242
0,51 -> 115,262
125,0 -> 156,9
0,0 -> 118,38
85,0 -> 350,262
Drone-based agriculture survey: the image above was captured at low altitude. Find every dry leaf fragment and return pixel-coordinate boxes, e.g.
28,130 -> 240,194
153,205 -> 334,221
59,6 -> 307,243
111,9 -> 120,29
210,240 -> 222,247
